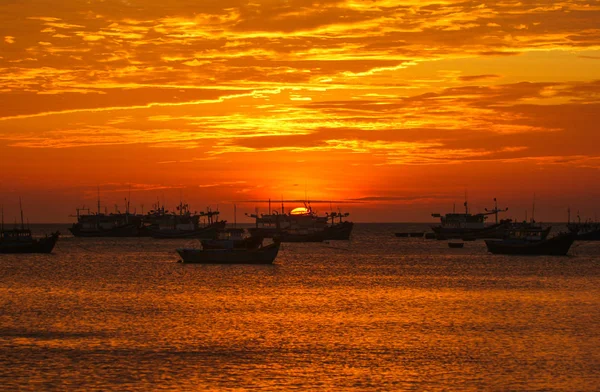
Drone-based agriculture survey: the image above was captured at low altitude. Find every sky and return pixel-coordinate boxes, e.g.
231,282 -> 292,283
1,0 -> 599,223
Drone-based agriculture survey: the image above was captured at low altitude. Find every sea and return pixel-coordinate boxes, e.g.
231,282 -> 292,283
1,223 -> 598,391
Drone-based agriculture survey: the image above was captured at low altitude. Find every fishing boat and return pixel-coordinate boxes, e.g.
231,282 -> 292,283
431,198 -> 511,240
148,204 -> 226,239
247,199 -> 353,241
1,229 -> 60,254
69,189 -> 147,237
177,239 -> 281,264
567,220 -> 600,241
485,224 -> 575,256
0,201 -> 59,254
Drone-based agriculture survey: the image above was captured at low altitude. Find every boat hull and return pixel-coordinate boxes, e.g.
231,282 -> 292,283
149,222 -> 226,239
177,243 -> 280,264
432,222 -> 510,240
0,232 -> 59,254
69,224 -> 143,237
278,231 -> 325,243
575,230 -> 600,241
249,221 -> 354,241
323,222 -> 354,240
201,235 -> 264,250
485,233 -> 576,256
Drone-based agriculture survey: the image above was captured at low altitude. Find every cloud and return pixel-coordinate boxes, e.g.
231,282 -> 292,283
458,74 -> 501,82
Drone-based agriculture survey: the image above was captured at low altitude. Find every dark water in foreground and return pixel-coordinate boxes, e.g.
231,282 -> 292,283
1,223 -> 599,391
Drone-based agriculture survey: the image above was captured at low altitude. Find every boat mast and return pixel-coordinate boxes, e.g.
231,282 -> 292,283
1,204 -> 4,232
19,197 -> 24,230
234,204 -> 237,228
531,193 -> 536,223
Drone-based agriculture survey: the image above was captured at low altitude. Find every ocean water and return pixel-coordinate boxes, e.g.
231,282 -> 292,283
0,223 -> 598,391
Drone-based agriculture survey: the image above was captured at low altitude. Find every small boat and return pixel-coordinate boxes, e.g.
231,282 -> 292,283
1,202 -> 59,254
448,242 -> 464,248
485,231 -> 576,256
568,222 -> 600,241
1,229 -> 60,254
177,239 -> 281,264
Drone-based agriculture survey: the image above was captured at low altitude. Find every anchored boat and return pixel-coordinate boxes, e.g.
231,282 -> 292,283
431,198 -> 511,240
485,224 -> 575,256
1,201 -> 59,254
177,238 -> 281,264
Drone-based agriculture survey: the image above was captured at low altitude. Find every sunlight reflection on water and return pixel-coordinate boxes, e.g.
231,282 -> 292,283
0,224 -> 598,390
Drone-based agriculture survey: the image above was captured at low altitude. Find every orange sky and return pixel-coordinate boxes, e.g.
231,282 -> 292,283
1,0 -> 599,223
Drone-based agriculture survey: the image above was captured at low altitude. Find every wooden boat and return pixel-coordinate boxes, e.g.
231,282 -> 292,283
448,242 -> 464,248
568,222 -> 600,241
431,199 -> 511,239
177,239 -> 280,264
485,232 -> 576,256
246,201 -> 354,241
0,229 -> 60,254
1,200 -> 60,254
323,221 -> 354,240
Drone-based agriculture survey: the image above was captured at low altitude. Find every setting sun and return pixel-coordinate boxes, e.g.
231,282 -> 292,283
1,1 -> 599,222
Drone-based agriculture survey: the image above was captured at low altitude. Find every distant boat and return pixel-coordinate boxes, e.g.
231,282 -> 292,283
177,239 -> 281,264
148,204 -> 226,239
485,226 -> 576,256
1,229 -> 59,254
567,222 -> 600,241
69,191 -> 146,237
1,201 -> 59,254
431,199 -> 511,240
247,200 -> 354,241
